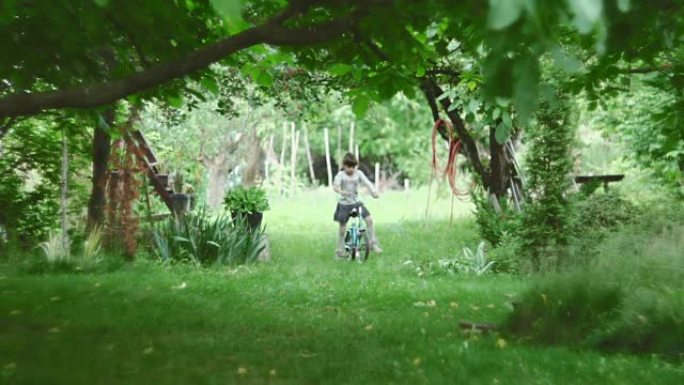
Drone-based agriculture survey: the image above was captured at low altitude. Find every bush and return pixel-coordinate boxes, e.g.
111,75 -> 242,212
565,191 -> 638,264
224,186 -> 270,214
151,207 -> 266,266
504,209 -> 684,358
472,190 -> 519,246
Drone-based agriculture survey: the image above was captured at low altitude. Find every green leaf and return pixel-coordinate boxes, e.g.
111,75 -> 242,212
495,121 -> 510,144
251,68 -> 273,88
93,0 -> 109,6
200,77 -> 220,95
352,95 -> 371,117
167,94 -> 184,108
329,63 -> 353,76
488,0 -> 524,30
512,54 -> 540,125
617,0 -> 630,12
467,80 -> 478,91
468,99 -> 480,114
567,0 -> 603,33
550,46 -> 584,74
210,0 -> 242,21
416,66 -> 426,77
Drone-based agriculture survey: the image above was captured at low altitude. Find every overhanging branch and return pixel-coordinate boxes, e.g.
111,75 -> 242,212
0,7 -> 355,119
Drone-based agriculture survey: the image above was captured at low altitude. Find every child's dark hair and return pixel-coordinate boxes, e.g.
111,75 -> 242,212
342,152 -> 358,167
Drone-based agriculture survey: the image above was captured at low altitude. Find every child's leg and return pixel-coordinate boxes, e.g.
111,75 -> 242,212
364,215 -> 383,252
365,215 -> 378,243
336,223 -> 347,254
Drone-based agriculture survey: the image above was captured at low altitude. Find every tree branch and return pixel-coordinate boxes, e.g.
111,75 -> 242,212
0,10 -> 354,119
422,78 -> 490,187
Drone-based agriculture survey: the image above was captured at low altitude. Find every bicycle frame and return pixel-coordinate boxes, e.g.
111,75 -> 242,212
345,207 -> 366,260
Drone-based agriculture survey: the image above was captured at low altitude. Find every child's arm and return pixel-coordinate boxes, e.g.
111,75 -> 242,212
332,173 -> 349,196
359,171 -> 379,198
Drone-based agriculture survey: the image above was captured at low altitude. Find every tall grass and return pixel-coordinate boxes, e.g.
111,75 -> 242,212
151,206 -> 266,266
505,208 -> 684,359
38,230 -> 70,263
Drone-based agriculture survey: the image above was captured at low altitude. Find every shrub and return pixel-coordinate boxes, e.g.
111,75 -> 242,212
224,186 -> 270,214
151,206 -> 266,266
504,211 -> 684,359
472,190 -> 520,247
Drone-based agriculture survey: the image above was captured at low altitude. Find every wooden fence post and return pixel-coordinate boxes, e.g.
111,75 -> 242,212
324,128 -> 333,186
348,121 -> 355,153
290,123 -> 299,192
336,125 -> 342,170
303,124 -> 316,184
279,122 -> 287,169
265,134 -> 274,181
374,162 -> 380,191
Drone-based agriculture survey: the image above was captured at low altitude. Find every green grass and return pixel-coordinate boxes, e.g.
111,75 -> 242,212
1,189 -> 683,384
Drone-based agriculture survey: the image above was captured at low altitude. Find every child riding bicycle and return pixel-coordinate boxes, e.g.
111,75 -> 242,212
332,153 -> 382,258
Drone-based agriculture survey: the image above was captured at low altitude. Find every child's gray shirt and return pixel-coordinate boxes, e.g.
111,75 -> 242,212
333,170 -> 375,205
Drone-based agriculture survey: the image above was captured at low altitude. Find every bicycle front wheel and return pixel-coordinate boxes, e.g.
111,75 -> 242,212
357,231 -> 370,262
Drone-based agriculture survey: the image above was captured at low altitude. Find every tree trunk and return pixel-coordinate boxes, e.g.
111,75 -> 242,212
87,108 -> 114,232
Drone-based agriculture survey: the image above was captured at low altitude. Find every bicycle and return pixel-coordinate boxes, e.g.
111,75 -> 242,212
344,207 -> 370,262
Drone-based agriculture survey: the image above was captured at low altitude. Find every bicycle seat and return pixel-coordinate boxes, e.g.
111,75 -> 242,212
349,208 -> 359,217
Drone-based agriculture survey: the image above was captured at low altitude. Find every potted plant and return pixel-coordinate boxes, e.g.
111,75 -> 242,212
224,186 -> 270,230
171,172 -> 191,215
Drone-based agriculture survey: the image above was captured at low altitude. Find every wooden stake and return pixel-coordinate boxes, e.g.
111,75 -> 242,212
374,162 -> 380,191
336,125 -> 342,169
348,122 -> 355,153
279,122 -> 287,169
355,144 -> 359,161
404,178 -> 410,191
303,124 -> 316,184
265,134 -> 274,181
290,123 -> 299,191
324,128 -> 333,186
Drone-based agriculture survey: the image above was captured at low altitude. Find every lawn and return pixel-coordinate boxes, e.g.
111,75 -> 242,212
1,189 -> 682,384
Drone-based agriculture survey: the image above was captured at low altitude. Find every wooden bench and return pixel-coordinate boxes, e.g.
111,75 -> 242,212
574,174 -> 625,190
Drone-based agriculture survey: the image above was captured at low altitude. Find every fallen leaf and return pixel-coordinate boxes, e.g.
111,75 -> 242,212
143,347 -> 154,355
496,338 -> 507,349
364,324 -> 373,331
4,362 -> 16,370
269,369 -> 277,376
50,296 -> 60,302
237,367 -> 248,375
412,357 -> 422,366
450,302 -> 459,308
427,300 -> 437,307
94,282 -> 101,287
48,327 -> 61,333
413,301 -> 426,307
9,310 -> 22,316
487,304 -> 495,309
173,282 -> 187,290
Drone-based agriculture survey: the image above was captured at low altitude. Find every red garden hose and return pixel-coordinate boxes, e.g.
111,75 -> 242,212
431,119 -> 469,197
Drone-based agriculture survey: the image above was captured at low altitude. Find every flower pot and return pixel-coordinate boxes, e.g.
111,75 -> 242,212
171,193 -> 191,215
232,211 -> 263,231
